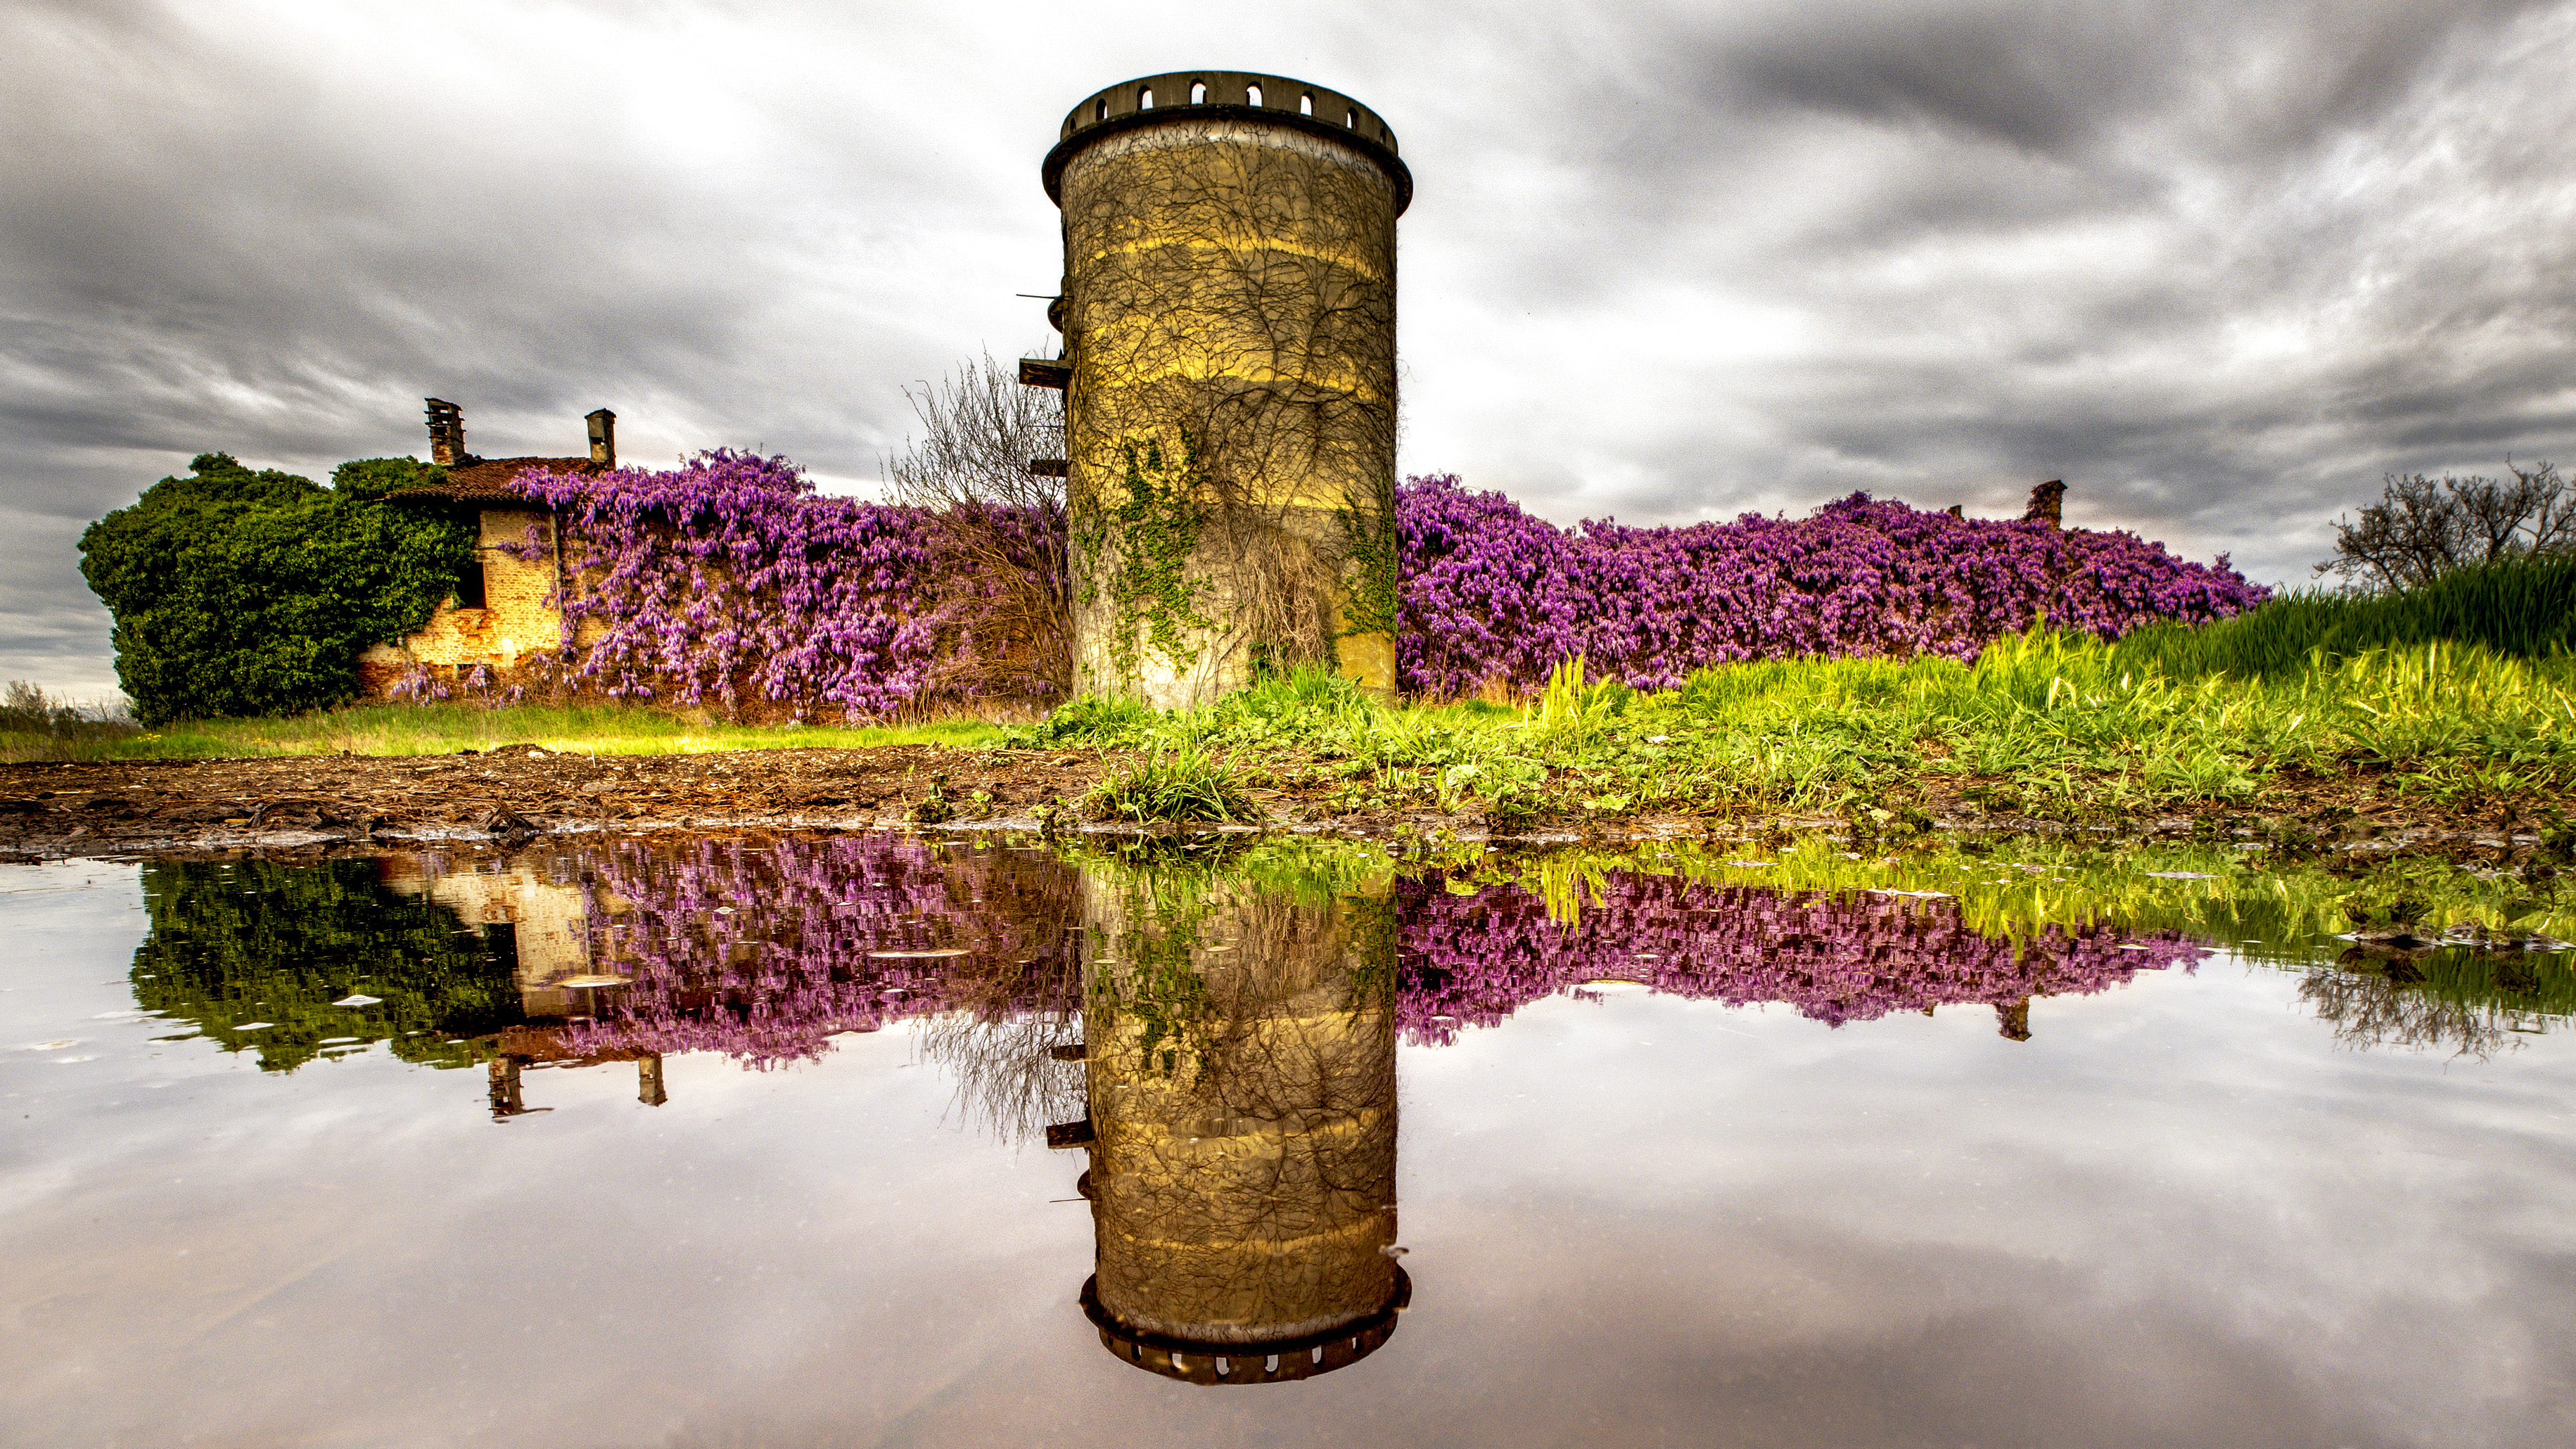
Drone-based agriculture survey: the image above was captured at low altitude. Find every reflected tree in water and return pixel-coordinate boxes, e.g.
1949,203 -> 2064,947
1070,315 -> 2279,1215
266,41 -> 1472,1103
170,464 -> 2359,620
2300,945 -> 2571,1057
910,963 -> 1087,1142
129,859 -> 524,1071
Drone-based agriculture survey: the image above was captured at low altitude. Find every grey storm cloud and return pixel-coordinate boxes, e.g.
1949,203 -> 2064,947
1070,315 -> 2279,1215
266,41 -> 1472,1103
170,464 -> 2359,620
5,0 -> 2574,699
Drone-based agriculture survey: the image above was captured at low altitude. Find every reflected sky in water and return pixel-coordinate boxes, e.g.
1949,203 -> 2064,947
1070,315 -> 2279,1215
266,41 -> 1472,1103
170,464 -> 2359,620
3,836 -> 2571,1448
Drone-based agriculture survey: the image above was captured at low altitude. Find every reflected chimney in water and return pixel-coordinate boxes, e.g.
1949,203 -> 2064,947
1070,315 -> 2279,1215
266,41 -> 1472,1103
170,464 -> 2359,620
1997,997 -> 2032,1041
1065,862 -> 1409,1384
488,1054 -> 525,1118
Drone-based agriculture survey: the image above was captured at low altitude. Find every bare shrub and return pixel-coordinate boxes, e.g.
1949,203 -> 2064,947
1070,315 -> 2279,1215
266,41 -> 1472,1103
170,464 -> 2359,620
884,350 -> 1072,698
2321,459 -> 2576,592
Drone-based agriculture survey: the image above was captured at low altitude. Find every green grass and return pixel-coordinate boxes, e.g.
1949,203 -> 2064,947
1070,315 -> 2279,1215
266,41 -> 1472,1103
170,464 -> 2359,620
1020,615 -> 2576,824
2,702 -> 1005,762
1082,739 -> 1263,823
2107,554 -> 2576,678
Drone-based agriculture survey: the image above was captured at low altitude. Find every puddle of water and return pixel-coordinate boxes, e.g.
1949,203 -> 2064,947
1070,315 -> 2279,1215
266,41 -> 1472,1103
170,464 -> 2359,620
1,833 -> 2571,1448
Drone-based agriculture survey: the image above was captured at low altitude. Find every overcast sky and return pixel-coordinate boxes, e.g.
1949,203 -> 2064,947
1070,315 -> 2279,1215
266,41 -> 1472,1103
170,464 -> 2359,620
7,0 -> 2574,700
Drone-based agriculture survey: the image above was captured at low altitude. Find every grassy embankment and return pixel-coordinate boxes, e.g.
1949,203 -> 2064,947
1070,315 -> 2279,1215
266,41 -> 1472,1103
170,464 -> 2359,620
0,700 -> 1002,763
18,556 -> 2576,831
1057,556 -> 2576,827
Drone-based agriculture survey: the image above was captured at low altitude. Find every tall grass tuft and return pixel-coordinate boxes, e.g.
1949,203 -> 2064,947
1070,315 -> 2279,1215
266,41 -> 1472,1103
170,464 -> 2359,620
2110,554 -> 2576,679
1527,657 -> 1630,743
1082,739 -> 1262,824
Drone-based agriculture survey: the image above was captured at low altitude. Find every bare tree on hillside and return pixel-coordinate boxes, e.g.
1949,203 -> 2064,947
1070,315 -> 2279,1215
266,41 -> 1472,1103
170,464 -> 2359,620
884,350 -> 1071,696
2319,459 -> 2576,592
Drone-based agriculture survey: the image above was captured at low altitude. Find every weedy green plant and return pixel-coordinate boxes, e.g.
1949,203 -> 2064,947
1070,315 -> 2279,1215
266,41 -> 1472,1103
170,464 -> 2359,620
0,682 -> 141,762
1009,694 -> 1161,751
1526,656 -> 1630,744
1081,739 -> 1262,824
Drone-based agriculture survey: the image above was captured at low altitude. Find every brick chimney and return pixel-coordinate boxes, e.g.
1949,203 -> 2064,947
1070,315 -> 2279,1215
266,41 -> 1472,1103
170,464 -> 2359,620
2023,480 -> 2065,528
425,398 -> 465,467
586,408 -> 616,468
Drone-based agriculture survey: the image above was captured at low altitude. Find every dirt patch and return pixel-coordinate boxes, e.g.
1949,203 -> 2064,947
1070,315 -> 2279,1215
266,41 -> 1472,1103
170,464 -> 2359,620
0,743 -> 2548,862
0,745 -> 1106,858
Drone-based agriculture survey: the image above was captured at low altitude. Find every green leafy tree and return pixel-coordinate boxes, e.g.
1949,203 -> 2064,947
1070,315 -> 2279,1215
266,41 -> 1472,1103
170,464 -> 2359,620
78,453 -> 475,722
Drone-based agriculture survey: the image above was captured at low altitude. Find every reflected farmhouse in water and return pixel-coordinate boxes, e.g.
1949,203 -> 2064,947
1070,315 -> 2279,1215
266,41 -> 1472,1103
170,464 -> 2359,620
376,855 -> 670,1115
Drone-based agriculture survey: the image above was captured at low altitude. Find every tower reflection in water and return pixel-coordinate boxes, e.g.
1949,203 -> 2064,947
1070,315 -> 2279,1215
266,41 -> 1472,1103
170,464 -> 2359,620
1060,855 -> 1408,1385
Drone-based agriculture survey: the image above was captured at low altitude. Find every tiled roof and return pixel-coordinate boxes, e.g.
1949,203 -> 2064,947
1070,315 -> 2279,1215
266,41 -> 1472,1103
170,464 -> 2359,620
388,457 -> 600,503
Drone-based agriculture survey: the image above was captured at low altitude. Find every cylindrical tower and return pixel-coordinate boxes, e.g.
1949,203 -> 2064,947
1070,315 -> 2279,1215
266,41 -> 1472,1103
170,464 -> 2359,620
1043,72 -> 1411,708
1073,856 -> 1406,1384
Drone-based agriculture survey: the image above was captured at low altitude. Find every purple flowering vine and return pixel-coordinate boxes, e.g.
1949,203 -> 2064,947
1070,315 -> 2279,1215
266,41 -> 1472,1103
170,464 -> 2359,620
1395,476 -> 2268,696
478,457 -> 2264,714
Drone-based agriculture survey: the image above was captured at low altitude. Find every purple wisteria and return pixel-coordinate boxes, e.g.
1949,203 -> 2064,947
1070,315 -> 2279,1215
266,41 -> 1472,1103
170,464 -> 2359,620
557,834 -> 1078,1065
1395,870 -> 2205,1045
509,451 -> 986,718
437,836 -> 2200,1066
1396,475 -> 2269,696
480,457 -> 2263,713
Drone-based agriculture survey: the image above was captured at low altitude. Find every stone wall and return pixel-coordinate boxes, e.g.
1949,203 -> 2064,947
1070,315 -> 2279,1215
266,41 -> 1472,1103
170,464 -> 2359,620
359,506 -> 566,695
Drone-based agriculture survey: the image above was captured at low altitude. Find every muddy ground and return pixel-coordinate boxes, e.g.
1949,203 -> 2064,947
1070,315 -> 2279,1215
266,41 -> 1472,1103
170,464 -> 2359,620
0,743 -> 2544,863
0,745 -> 1104,860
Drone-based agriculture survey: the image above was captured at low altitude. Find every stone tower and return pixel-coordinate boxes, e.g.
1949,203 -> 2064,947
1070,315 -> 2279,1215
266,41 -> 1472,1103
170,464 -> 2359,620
1040,72 -> 1411,708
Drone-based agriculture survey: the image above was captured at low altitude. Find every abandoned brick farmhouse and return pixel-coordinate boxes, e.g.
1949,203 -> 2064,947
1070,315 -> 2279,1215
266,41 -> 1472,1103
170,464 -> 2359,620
355,400 -> 612,698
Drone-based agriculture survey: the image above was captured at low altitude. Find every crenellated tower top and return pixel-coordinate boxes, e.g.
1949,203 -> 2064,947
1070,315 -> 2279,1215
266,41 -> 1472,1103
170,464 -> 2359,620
1042,70 -> 1411,215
